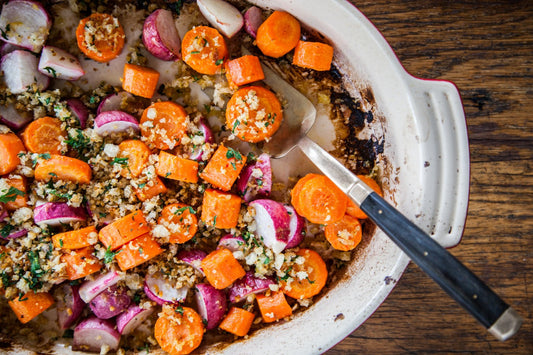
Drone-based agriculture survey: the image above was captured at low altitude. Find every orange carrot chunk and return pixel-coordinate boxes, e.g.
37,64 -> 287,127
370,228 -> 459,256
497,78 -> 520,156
256,291 -> 292,323
61,246 -> 102,280
219,307 -> 255,337
281,249 -> 328,300
0,133 -> 26,175
226,55 -> 265,86
21,116 -> 65,154
200,188 -> 241,229
156,151 -> 199,183
34,154 -> 92,184
122,63 -> 160,99
52,225 -> 98,250
76,13 -> 125,63
324,214 -> 363,251
140,101 -> 188,150
115,233 -> 163,271
98,210 -> 151,250
158,203 -> 198,244
3,175 -> 28,211
8,291 -> 55,324
118,139 -> 152,178
226,86 -> 283,143
256,11 -> 301,58
292,40 -> 334,71
199,145 -> 246,191
201,248 -> 246,289
181,26 -> 228,75
345,175 -> 383,219
155,305 -> 204,355
134,176 -> 168,202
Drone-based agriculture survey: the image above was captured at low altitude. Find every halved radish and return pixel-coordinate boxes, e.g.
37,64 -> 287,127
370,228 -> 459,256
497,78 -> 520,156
73,317 -> 120,352
218,234 -> 245,252
284,205 -> 306,249
0,103 -> 32,131
1,50 -> 49,94
237,153 -> 272,202
189,120 -> 215,161
79,270 -> 123,304
249,199 -> 290,254
142,9 -> 181,61
66,99 -> 89,129
195,283 -> 227,330
177,249 -> 207,275
97,91 -> 133,115
93,110 -> 139,136
33,202 -> 87,226
244,6 -> 263,38
0,0 -> 52,53
197,0 -> 244,38
116,305 -> 154,335
0,42 -> 22,57
89,285 -> 131,319
38,46 -> 85,81
56,284 -> 85,330
228,271 -> 275,303
144,272 -> 189,305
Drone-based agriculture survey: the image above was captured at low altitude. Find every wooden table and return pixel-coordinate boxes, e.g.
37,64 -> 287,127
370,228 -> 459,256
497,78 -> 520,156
328,0 -> 532,353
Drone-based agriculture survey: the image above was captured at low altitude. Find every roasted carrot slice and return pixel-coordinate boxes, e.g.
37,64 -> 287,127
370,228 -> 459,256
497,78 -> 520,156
118,139 -> 152,178
21,116 -> 65,154
256,11 -> 301,58
3,175 -> 28,211
61,246 -> 102,280
226,86 -> 283,143
158,203 -> 198,244
122,63 -> 160,99
226,55 -> 265,86
324,214 -> 363,251
8,291 -> 55,324
155,305 -> 204,355
292,41 -> 334,71
134,176 -> 168,202
199,145 -> 246,191
256,291 -> 292,323
0,133 -> 25,175
76,13 -> 125,62
200,188 -> 241,229
115,233 -> 163,271
156,151 -> 199,183
219,307 -> 255,337
140,101 -> 188,150
280,248 -> 328,300
182,26 -> 228,75
34,154 -> 92,184
290,173 -> 321,215
201,248 -> 246,289
345,175 -> 383,219
98,210 -> 151,250
52,226 -> 98,250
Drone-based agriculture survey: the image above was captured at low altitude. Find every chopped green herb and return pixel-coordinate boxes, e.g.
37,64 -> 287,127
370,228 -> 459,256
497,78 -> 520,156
111,157 -> 129,166
104,246 -> 121,264
191,50 -> 200,54
43,66 -> 57,78
213,215 -> 217,226
64,129 -> 91,159
0,24 -> 10,40
0,186 -> 25,203
175,306 -> 184,315
18,293 -> 29,302
48,172 -> 57,177
168,0 -> 184,15
215,59 -> 223,66
137,182 -> 147,189
225,147 -> 242,161
174,206 -> 196,215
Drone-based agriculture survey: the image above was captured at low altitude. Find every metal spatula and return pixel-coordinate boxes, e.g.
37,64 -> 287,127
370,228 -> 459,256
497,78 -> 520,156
260,63 -> 522,340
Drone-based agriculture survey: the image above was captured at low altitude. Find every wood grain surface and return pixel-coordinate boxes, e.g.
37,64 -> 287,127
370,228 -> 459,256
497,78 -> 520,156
327,0 -> 532,353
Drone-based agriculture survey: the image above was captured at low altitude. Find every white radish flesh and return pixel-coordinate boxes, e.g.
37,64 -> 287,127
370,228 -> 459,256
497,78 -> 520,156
244,6 -> 263,38
218,234 -> 245,252
142,9 -> 181,60
195,283 -> 227,330
56,284 -> 85,330
97,91 -> 133,115
249,199 -> 290,254
189,119 -> 215,161
79,270 -> 123,304
1,50 -> 49,94
144,272 -> 189,305
33,202 -> 87,226
38,46 -> 85,80
237,153 -> 272,202
197,0 -> 244,38
73,317 -> 120,352
284,205 -> 306,249
116,305 -> 154,335
93,110 -> 139,136
228,271 -> 275,303
0,103 -> 32,130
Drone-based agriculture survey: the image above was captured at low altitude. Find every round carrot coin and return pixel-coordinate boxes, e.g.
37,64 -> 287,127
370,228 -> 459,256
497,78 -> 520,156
324,214 -> 363,251
154,305 -> 204,355
158,203 -> 198,244
0,133 -> 25,175
21,116 -> 65,154
297,175 -> 348,225
76,13 -> 125,63
140,101 -> 188,150
256,11 -> 301,58
182,26 -> 228,75
281,248 -> 328,299
226,86 -> 283,143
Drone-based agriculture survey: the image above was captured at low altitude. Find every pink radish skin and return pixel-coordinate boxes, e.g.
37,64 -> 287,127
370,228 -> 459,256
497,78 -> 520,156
189,120 -> 215,161
197,0 -> 244,38
195,283 -> 227,330
142,9 -> 181,61
0,0 -> 52,53
97,91 -> 133,115
228,271 -> 275,303
0,42 -> 22,57
93,110 -> 139,136
0,103 -> 32,131
144,272 -> 189,305
116,305 -> 154,335
177,249 -> 207,275
284,205 -> 306,249
237,153 -> 272,202
0,203 -> 7,222
66,99 -> 89,129
244,6 -> 263,38
79,270 -> 123,304
1,228 -> 27,239
73,317 -> 120,352
56,284 -> 85,330
89,285 -> 131,319
1,50 -> 49,94
33,202 -> 87,226
217,234 -> 245,252
249,199 -> 290,254
38,46 -> 85,80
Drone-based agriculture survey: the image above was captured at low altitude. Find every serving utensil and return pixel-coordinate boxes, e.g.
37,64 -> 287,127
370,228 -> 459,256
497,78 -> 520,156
260,63 -> 522,341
